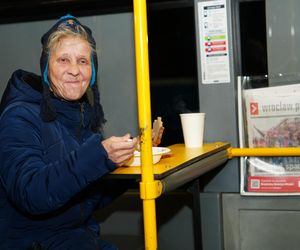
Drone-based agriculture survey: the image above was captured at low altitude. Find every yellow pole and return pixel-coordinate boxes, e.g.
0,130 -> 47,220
133,0 -> 162,249
228,147 -> 300,158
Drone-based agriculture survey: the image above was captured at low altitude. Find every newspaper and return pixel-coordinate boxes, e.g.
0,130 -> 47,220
242,83 -> 300,193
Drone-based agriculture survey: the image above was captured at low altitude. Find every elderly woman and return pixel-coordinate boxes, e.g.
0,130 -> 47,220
0,15 -> 160,250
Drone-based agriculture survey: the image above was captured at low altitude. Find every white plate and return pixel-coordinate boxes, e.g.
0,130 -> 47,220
125,147 -> 171,167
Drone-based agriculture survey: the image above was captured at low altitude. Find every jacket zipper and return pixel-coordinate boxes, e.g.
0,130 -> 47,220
77,103 -> 85,142
78,104 -> 99,249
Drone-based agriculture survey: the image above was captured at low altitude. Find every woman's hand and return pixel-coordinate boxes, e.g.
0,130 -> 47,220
102,134 -> 138,167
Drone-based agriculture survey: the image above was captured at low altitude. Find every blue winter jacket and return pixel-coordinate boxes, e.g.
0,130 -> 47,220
0,70 -> 124,249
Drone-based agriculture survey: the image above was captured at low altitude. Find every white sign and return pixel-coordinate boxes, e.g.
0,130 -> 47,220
197,0 -> 230,84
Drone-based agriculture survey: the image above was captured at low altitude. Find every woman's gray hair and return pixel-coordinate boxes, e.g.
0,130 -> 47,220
45,25 -> 96,55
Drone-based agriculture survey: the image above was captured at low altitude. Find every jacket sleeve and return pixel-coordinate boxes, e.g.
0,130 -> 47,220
0,106 -> 117,215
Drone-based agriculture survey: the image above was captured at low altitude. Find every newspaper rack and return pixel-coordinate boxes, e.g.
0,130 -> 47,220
237,75 -> 300,195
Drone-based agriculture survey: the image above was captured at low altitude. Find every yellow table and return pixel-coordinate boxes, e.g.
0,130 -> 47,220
110,141 -> 230,250
111,142 -> 229,180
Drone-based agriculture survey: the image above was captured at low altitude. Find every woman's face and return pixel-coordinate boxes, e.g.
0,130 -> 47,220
48,36 -> 92,101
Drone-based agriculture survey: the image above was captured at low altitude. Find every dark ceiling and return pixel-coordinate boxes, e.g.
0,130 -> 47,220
0,0 -> 193,24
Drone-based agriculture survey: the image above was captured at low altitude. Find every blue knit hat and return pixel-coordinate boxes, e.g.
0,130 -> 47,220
40,14 -> 105,131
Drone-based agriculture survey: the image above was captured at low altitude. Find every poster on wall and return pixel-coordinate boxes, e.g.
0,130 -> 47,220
197,0 -> 230,84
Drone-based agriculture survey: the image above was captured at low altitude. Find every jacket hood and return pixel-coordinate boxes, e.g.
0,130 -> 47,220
0,69 -> 42,113
0,69 -> 93,130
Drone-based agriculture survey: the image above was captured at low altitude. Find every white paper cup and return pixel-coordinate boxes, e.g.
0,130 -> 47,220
180,113 -> 205,148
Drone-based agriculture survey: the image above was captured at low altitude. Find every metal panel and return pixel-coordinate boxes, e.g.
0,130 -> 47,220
223,193 -> 300,250
266,0 -> 300,80
200,192 -> 223,250
194,0 -> 239,192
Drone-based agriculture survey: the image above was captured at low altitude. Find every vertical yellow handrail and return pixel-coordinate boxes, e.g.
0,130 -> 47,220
133,0 -> 161,249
